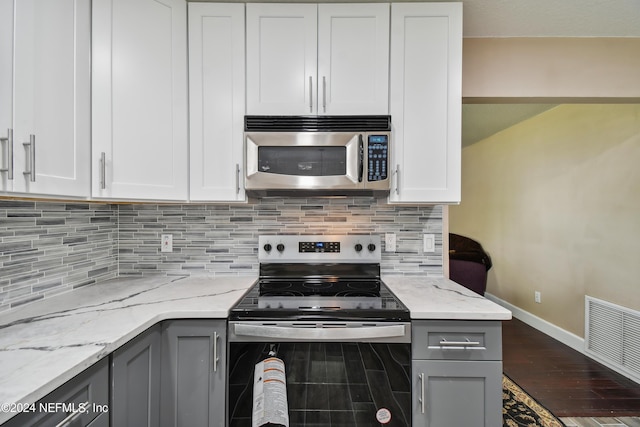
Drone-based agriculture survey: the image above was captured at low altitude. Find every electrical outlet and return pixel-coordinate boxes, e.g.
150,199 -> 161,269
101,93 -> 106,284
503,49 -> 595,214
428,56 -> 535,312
535,291 -> 541,303
161,234 -> 173,253
385,233 -> 396,252
423,234 -> 435,253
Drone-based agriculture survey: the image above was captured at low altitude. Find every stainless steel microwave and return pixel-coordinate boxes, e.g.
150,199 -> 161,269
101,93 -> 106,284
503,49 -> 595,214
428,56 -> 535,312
244,116 -> 391,196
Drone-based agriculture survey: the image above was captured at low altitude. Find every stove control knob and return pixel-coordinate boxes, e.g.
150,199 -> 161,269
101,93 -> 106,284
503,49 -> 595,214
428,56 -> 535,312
354,243 -> 363,252
276,243 -> 285,252
368,243 -> 376,252
263,243 -> 272,253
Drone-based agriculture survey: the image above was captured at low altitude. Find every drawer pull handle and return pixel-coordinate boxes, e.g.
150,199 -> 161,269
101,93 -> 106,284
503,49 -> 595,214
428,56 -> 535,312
55,400 -> 90,427
439,339 -> 481,347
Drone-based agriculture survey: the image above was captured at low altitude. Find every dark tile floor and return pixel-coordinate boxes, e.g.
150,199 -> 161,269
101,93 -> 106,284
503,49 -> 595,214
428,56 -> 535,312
228,342 -> 411,427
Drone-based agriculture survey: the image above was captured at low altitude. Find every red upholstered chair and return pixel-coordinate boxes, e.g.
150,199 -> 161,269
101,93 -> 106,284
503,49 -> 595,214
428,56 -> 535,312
448,234 -> 492,296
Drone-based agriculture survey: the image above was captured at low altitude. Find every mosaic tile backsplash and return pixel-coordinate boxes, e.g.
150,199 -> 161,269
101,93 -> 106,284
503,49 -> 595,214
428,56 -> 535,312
0,200 -> 118,312
1,198 -> 443,311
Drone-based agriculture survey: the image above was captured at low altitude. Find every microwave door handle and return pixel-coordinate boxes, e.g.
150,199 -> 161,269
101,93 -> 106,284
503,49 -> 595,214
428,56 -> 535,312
358,134 -> 364,183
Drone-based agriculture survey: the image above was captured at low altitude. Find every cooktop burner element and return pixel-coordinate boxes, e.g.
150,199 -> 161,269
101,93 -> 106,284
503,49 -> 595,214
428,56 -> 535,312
229,235 -> 410,322
258,278 -> 381,297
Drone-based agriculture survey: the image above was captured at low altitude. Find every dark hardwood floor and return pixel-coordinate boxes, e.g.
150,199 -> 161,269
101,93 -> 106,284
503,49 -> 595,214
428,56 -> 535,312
502,318 -> 640,417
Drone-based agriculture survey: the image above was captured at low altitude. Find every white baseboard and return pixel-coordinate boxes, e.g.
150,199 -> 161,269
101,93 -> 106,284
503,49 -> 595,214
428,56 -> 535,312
485,292 -> 640,386
484,292 -> 585,354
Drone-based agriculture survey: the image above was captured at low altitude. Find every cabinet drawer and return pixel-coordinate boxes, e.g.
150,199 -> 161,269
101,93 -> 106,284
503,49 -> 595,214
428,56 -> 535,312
3,358 -> 109,427
412,320 -> 502,361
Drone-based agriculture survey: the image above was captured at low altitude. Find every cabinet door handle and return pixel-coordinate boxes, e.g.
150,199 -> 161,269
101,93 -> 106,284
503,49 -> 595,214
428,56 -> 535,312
438,339 -> 481,347
100,152 -> 106,189
54,400 -> 90,427
23,134 -> 36,182
419,373 -> 425,414
322,76 -> 327,113
309,76 -> 313,113
394,164 -> 400,195
213,331 -> 220,372
0,128 -> 13,179
235,163 -> 240,194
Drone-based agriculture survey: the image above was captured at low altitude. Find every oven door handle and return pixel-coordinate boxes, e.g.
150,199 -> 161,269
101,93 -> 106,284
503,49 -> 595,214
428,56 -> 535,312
233,323 -> 406,341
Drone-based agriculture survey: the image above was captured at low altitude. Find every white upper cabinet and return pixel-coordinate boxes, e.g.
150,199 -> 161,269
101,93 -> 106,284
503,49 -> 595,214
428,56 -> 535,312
1,0 -> 90,197
188,3 -> 246,202
389,3 -> 462,204
246,4 -> 317,116
317,4 -> 389,115
0,0 -> 13,192
246,3 -> 389,116
92,0 -> 188,201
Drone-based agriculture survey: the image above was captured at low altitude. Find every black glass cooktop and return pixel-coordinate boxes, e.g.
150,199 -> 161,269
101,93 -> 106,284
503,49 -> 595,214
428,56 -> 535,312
259,278 -> 381,297
229,279 -> 409,322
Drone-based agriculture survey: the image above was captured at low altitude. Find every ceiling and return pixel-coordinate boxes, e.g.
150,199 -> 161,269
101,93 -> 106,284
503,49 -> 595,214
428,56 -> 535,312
453,0 -> 639,145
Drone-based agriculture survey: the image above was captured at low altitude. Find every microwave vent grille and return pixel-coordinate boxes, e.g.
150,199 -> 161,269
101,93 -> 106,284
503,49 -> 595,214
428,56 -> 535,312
245,115 -> 391,132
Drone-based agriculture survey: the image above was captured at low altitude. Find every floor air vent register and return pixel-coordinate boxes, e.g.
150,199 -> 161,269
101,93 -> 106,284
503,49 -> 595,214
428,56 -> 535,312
585,296 -> 640,384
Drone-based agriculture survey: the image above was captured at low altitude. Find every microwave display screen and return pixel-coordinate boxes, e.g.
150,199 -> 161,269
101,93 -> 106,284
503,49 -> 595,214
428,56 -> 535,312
258,146 -> 347,176
368,135 -> 388,182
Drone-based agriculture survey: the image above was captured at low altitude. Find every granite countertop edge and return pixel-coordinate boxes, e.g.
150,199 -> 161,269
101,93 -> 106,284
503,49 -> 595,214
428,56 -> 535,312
0,274 -> 510,424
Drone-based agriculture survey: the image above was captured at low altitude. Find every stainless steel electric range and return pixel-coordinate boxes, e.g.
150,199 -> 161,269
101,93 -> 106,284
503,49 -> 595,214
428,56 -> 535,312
228,235 -> 411,427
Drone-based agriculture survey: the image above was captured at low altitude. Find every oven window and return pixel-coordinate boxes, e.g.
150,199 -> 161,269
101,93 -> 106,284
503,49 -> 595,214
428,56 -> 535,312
257,146 -> 347,176
228,342 -> 411,427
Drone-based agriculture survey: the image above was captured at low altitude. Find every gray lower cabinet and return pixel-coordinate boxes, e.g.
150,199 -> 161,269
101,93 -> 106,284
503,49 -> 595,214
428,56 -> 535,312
86,412 -> 109,427
111,324 -> 162,427
3,358 -> 109,427
412,360 -> 502,427
411,320 -> 503,427
160,319 -> 226,427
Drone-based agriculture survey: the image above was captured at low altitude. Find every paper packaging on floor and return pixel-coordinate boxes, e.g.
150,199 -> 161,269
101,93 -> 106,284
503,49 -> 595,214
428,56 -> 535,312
253,357 -> 289,427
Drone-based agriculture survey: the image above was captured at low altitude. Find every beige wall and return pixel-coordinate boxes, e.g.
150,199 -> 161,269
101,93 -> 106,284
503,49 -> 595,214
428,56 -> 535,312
449,104 -> 640,337
463,38 -> 640,101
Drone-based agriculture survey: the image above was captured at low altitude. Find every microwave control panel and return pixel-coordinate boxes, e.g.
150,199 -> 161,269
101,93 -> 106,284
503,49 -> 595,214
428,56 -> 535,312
367,135 -> 388,182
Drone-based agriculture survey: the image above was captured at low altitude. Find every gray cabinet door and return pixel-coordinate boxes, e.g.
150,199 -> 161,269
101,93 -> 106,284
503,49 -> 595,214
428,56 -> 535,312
161,320 -> 226,427
412,360 -> 502,427
111,324 -> 162,427
2,358 -> 109,427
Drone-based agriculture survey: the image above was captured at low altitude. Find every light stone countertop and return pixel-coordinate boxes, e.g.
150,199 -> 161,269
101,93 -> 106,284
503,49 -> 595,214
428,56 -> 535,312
0,274 -> 510,424
383,275 -> 512,320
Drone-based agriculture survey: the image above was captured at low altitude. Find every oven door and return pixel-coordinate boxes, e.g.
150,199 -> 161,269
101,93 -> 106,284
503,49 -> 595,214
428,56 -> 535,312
228,321 -> 411,427
245,132 -> 364,191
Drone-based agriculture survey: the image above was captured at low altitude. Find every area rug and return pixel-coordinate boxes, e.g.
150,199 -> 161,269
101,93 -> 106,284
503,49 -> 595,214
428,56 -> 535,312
503,375 -> 566,427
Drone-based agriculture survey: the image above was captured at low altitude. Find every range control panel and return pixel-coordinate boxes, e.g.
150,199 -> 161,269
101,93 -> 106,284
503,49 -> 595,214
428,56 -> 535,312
259,235 -> 381,263
299,241 -> 341,253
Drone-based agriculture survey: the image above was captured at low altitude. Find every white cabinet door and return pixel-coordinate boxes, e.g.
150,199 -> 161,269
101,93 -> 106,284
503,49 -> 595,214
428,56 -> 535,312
246,3 -> 317,116
7,0 -> 90,197
389,3 -> 462,204
317,4 -> 389,115
92,0 -> 188,201
246,3 -> 389,116
188,3 -> 246,202
0,0 -> 13,192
